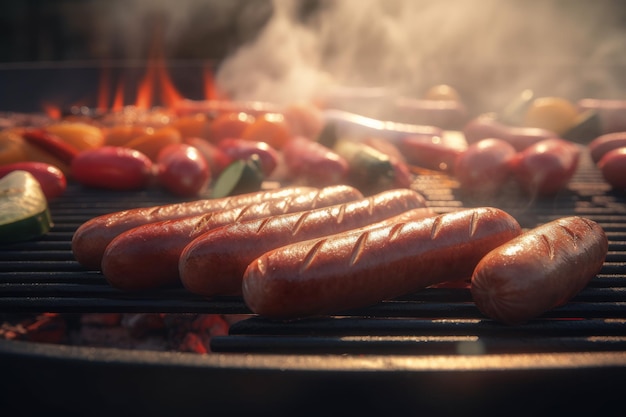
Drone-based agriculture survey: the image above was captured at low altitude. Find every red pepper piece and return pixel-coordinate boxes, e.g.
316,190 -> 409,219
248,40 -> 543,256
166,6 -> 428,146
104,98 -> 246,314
22,128 -> 81,165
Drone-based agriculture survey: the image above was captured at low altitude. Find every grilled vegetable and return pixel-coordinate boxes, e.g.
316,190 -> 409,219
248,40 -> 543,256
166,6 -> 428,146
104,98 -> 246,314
333,139 -> 395,193
0,162 -> 66,200
156,143 -> 210,197
71,146 -> 153,191
210,156 -> 265,198
0,170 -> 53,244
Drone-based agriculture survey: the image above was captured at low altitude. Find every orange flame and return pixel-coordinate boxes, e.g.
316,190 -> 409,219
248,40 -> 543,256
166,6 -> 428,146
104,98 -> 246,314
135,64 -> 156,110
42,102 -> 62,120
157,62 -> 183,107
112,78 -> 125,112
203,65 -> 228,101
91,22 -> 188,112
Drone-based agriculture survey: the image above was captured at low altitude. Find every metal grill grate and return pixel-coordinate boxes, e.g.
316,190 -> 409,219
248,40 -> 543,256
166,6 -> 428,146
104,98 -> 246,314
1,149 -> 625,357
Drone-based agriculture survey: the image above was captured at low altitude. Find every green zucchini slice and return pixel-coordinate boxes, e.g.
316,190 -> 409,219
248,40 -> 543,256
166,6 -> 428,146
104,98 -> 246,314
0,170 -> 53,244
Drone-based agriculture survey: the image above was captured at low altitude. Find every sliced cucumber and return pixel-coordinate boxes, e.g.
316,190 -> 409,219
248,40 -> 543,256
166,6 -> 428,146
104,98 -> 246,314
0,170 -> 53,244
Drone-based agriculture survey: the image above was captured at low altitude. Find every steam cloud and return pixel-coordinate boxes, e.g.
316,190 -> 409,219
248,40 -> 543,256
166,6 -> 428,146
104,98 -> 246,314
214,0 -> 626,112
108,0 -> 626,113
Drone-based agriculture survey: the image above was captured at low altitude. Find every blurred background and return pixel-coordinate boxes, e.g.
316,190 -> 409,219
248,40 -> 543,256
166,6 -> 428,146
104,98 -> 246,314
1,0 -> 626,112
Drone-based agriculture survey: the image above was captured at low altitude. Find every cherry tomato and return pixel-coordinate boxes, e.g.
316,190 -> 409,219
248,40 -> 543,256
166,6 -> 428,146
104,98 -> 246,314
208,112 -> 255,143
0,161 -> 67,200
598,147 -> 626,189
454,138 -> 517,197
71,146 -> 153,190
184,137 -> 232,178
217,138 -> 279,176
156,143 -> 210,197
510,138 -> 580,197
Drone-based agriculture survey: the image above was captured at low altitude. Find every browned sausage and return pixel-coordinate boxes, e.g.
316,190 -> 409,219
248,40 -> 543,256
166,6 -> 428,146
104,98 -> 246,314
101,185 -> 363,291
470,216 -> 608,325
179,189 -> 432,297
242,207 -> 522,319
71,185 -> 317,269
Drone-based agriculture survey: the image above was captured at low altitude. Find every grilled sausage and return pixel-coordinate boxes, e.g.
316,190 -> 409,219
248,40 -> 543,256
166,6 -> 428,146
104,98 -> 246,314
398,134 -> 464,173
598,147 -> 626,189
179,189 -> 432,297
471,216 -> 608,325
588,132 -> 626,164
463,114 -> 557,151
242,207 -> 521,319
577,98 -> 626,134
71,185 -> 317,269
322,109 -> 444,144
101,185 -> 363,291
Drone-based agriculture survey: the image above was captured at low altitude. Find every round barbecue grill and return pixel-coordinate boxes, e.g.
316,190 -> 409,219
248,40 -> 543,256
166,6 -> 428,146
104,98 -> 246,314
0,147 -> 624,416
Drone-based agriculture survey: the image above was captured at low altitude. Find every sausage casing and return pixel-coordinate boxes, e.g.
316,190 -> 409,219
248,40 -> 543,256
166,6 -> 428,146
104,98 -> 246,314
71,185 -> 317,269
101,185 -> 363,291
179,189 -> 431,297
471,216 -> 608,325
242,207 -> 521,319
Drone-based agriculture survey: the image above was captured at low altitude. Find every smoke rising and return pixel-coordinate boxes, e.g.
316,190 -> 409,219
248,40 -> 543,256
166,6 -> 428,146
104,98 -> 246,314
100,0 -> 626,113
213,0 -> 626,112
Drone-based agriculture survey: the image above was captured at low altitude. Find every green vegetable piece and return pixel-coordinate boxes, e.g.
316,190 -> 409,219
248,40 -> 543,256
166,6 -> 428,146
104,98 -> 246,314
210,156 -> 265,199
0,170 -> 53,244
334,139 -> 395,191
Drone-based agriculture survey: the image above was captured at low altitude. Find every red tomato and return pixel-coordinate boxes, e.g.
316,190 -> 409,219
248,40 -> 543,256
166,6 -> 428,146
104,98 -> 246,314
0,161 -> 67,200
454,138 -> 517,196
510,138 -> 580,197
217,138 -> 279,176
184,137 -> 232,178
71,146 -> 153,190
598,147 -> 626,189
156,143 -> 210,197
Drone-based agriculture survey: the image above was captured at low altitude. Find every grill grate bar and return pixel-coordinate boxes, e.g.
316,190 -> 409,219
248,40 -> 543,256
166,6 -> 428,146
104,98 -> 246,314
210,334 -> 626,355
1,149 -> 625,356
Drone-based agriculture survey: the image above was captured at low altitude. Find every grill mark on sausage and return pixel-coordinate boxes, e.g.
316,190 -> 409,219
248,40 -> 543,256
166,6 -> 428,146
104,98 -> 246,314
430,215 -> 444,240
234,202 -> 267,222
310,189 -> 325,209
191,212 -> 216,235
388,222 -> 406,242
349,231 -> 370,266
290,211 -> 311,236
558,223 -> 580,248
540,233 -> 556,260
336,203 -> 346,225
300,239 -> 326,274
255,216 -> 272,235
469,210 -> 479,238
